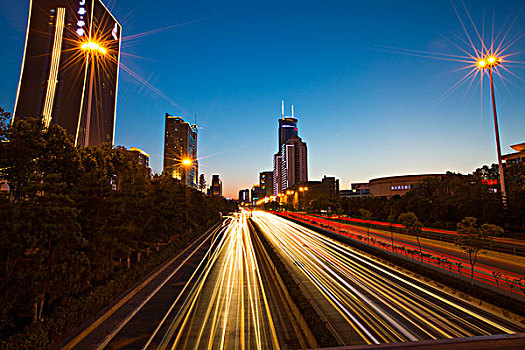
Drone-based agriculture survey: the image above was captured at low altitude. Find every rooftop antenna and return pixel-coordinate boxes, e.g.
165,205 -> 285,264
281,100 -> 284,119
292,104 -> 294,118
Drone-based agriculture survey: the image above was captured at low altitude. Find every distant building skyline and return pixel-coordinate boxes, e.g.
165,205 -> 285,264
2,1 -> 524,199
163,114 -> 198,187
13,0 -> 121,147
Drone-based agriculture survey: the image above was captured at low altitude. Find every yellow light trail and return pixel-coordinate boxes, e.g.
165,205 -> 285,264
155,212 -> 280,350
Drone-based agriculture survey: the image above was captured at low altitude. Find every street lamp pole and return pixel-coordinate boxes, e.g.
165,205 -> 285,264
488,67 -> 507,206
81,41 -> 107,147
85,52 -> 95,147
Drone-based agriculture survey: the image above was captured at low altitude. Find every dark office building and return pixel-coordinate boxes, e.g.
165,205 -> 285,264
209,175 -> 222,197
238,189 -> 250,205
14,0 -> 121,147
279,117 -> 298,148
251,185 -> 261,205
259,171 -> 274,198
163,114 -> 198,187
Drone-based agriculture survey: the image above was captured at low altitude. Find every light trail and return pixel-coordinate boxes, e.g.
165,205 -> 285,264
283,212 -> 525,295
154,212 -> 280,350
252,211 -> 524,346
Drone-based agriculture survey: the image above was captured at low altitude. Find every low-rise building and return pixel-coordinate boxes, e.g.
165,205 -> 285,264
369,174 -> 445,197
502,142 -> 525,165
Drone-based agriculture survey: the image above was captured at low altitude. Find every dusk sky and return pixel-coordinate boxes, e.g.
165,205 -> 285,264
0,0 -> 524,198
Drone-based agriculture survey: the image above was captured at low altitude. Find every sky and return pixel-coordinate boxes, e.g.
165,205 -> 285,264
0,0 -> 524,198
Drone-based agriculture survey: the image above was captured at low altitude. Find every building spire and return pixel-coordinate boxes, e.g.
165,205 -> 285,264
291,104 -> 294,118
281,100 -> 285,119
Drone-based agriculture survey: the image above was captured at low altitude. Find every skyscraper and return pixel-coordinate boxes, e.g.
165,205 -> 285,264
238,189 -> 250,205
272,153 -> 282,196
259,171 -> 274,198
273,101 -> 307,194
278,100 -> 298,147
163,114 -> 198,187
282,135 -> 308,190
209,175 -> 222,197
14,0 -> 121,147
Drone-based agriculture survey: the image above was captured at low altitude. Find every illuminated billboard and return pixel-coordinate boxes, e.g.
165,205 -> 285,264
14,0 -> 121,147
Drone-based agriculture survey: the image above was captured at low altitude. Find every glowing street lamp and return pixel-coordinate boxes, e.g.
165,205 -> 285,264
181,158 -> 193,186
81,40 -> 107,146
81,41 -> 107,55
477,54 -> 507,205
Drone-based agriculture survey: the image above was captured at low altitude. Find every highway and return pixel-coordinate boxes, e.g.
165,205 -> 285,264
252,211 -> 525,347
100,211 -> 312,350
281,212 -> 525,298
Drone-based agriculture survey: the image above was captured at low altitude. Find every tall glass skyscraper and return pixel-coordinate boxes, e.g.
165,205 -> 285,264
273,101 -> 307,194
163,114 -> 199,188
13,0 -> 121,147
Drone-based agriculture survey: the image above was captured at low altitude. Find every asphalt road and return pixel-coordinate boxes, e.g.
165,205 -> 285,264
88,212 -> 311,350
252,211 -> 525,347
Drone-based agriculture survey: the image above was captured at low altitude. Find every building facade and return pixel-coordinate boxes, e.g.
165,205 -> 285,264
502,142 -> 525,165
14,0 -> 121,147
129,147 -> 149,168
163,114 -> 198,187
272,153 -> 282,196
251,185 -> 261,206
238,189 -> 250,205
368,174 -> 444,197
280,175 -> 339,210
281,135 -> 308,191
259,171 -> 273,198
209,175 -> 222,197
273,101 -> 307,194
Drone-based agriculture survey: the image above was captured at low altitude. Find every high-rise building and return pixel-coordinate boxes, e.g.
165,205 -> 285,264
14,0 -> 121,147
251,185 -> 261,205
238,189 -> 250,205
259,171 -> 273,198
163,114 -> 198,187
273,101 -> 307,193
282,135 -> 308,190
209,175 -> 222,197
272,153 -> 282,196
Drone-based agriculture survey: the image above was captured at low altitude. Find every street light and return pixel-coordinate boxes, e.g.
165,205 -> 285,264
477,54 -> 507,205
81,41 -> 107,147
182,158 -> 193,186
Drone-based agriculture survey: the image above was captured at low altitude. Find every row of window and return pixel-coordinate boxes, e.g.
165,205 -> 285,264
391,184 -> 413,191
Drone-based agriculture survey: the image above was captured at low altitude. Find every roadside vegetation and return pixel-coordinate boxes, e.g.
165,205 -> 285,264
302,164 -> 525,235
0,109 -> 235,349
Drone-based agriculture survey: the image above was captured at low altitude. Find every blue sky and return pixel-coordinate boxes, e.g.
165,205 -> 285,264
1,0 -> 524,198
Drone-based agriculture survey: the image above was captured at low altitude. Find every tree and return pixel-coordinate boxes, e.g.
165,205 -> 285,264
455,217 -> 500,286
199,174 -> 206,192
399,212 -> 423,262
359,209 -> 372,243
